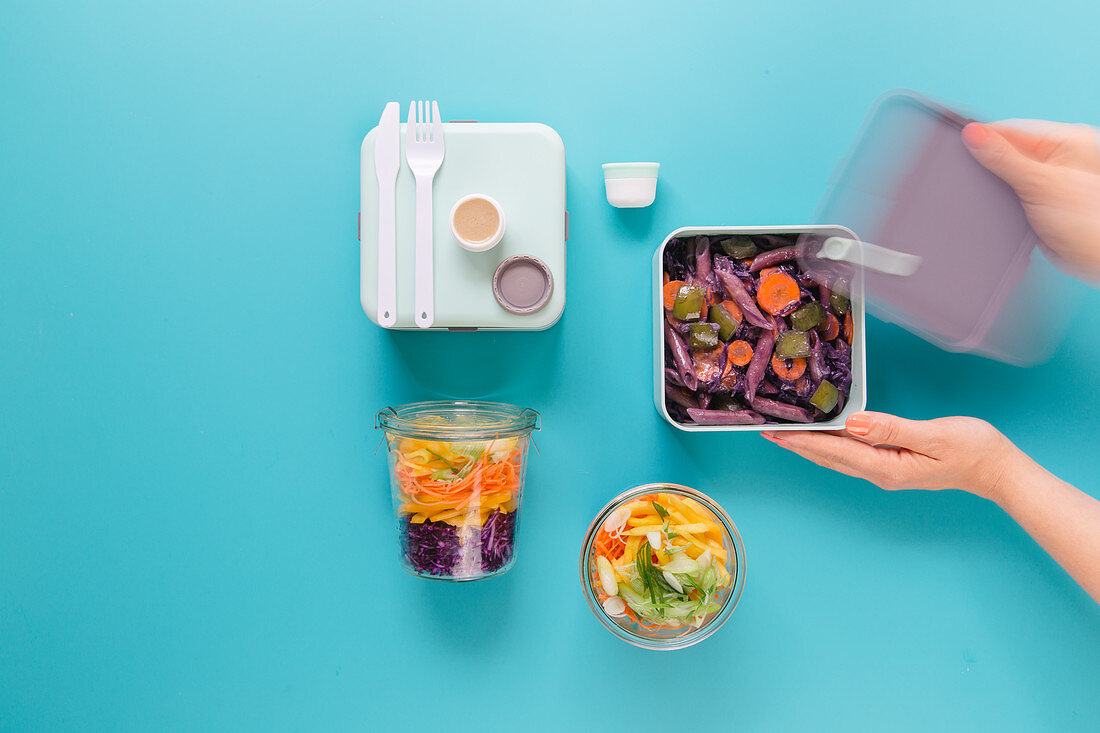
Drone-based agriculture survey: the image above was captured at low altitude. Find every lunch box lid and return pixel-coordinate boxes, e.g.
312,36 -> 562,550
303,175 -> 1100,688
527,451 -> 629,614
811,90 -> 1074,365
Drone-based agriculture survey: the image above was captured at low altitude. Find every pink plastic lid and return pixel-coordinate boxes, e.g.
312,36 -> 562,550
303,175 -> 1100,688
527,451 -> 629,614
808,90 -> 1075,365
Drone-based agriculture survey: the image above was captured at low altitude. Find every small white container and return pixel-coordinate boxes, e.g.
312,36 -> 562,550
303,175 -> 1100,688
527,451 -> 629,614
653,225 -> 867,432
450,194 -> 506,252
603,162 -> 659,208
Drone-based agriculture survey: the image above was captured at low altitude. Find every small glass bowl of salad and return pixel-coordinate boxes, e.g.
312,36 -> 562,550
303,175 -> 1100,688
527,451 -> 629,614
580,484 -> 746,650
377,401 -> 539,581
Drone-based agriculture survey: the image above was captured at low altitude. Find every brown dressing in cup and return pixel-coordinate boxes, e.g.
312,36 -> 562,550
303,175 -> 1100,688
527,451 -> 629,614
453,197 -> 500,244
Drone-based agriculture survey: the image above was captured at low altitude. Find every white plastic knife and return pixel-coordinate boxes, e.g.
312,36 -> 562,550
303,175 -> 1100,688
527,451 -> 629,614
374,102 -> 400,328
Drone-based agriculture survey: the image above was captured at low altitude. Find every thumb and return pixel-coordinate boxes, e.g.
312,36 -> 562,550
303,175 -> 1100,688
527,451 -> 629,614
962,122 -> 1049,198
844,411 -> 938,450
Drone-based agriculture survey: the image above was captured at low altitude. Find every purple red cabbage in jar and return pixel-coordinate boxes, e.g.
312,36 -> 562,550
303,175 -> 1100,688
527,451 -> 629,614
401,509 -> 517,578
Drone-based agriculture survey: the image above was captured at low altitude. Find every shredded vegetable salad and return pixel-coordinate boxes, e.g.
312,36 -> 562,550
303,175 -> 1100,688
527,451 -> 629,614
590,493 -> 732,630
392,436 -> 525,578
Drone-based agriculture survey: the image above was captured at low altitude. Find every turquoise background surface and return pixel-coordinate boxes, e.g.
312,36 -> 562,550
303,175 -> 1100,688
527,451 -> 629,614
3,1 -> 1099,730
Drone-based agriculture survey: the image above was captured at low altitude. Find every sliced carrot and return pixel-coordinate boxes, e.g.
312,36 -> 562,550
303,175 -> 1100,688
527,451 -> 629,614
720,299 -> 743,326
843,310 -> 854,344
663,280 -> 685,310
726,340 -> 753,367
819,311 -> 840,341
663,272 -> 670,286
770,354 -> 807,381
758,266 -> 781,281
756,272 -> 801,316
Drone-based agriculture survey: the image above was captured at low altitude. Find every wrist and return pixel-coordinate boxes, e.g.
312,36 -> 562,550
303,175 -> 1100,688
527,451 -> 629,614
975,435 -> 1028,504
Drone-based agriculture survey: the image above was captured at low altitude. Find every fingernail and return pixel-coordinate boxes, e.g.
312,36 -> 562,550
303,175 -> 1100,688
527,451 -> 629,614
761,431 -> 786,444
962,122 -> 987,148
846,413 -> 871,436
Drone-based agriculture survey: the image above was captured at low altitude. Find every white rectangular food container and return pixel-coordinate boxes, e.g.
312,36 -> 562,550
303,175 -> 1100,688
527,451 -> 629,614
653,225 -> 867,432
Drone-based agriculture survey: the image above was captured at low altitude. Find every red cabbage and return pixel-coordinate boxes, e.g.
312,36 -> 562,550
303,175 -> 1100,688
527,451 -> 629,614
401,509 -> 517,578
402,518 -> 462,576
478,510 -> 516,573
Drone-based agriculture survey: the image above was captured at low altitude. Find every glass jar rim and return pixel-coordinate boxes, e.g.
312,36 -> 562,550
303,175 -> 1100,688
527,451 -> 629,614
579,483 -> 747,650
376,400 -> 540,440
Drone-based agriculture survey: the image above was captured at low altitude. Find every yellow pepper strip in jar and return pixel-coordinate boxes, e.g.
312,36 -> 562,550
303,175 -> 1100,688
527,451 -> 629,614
619,522 -> 710,537
666,496 -> 711,524
626,516 -> 664,527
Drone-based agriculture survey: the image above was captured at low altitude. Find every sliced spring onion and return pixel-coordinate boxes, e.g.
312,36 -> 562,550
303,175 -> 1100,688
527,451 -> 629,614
602,506 -> 631,534
596,556 -> 618,596
662,555 -> 700,575
602,596 -> 626,616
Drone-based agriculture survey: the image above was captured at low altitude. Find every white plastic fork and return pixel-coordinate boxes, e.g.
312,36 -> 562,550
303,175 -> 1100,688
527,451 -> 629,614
405,100 -> 444,329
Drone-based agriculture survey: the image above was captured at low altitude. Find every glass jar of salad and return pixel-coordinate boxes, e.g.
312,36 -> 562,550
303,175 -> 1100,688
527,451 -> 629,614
377,401 -> 539,581
580,484 -> 746,649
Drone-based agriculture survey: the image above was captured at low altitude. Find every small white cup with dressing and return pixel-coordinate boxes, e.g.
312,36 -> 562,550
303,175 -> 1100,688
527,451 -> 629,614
450,194 -> 506,252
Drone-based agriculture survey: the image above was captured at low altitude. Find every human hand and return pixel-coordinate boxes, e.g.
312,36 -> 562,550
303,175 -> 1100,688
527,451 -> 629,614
962,120 -> 1100,284
762,412 -> 1021,501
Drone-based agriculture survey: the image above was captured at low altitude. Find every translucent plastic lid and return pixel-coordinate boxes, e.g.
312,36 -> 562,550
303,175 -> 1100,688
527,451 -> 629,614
809,90 -> 1074,365
376,400 -> 539,440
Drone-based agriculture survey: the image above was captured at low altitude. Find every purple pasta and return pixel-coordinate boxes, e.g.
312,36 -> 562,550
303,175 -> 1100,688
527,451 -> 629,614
808,330 -> 827,384
748,245 -> 798,272
749,396 -> 815,423
744,328 -> 775,401
666,384 -> 697,409
716,270 -> 772,328
687,408 -> 767,425
696,236 -> 713,285
665,320 -> 699,391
